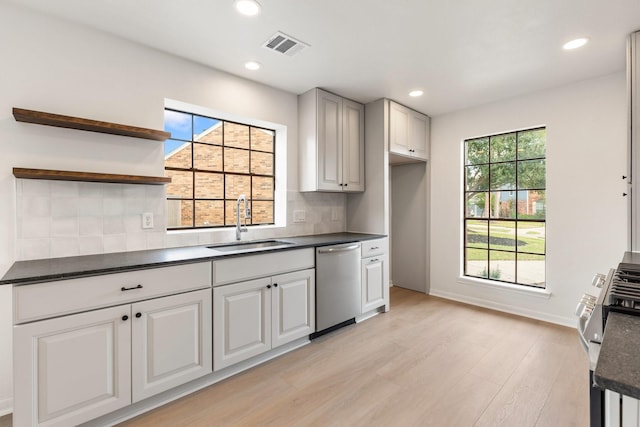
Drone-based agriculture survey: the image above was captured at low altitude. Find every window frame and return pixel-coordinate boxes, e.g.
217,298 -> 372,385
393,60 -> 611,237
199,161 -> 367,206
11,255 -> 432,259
164,108 -> 276,230
462,127 -> 546,288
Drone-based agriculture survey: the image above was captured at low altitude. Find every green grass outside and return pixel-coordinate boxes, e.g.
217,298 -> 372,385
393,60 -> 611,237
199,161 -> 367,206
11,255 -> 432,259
466,220 -> 545,260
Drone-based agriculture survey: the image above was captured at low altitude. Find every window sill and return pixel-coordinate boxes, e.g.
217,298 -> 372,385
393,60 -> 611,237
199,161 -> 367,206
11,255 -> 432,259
457,276 -> 552,299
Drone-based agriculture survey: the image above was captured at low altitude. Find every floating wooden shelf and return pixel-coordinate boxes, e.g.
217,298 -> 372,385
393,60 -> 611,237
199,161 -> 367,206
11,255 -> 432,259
13,108 -> 171,141
13,168 -> 171,185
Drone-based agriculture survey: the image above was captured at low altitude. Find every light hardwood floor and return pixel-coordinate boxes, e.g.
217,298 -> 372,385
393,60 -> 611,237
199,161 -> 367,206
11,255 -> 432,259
0,287 -> 588,427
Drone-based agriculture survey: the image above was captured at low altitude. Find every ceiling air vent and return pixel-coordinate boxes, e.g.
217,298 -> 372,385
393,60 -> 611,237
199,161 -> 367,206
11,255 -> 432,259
263,32 -> 309,57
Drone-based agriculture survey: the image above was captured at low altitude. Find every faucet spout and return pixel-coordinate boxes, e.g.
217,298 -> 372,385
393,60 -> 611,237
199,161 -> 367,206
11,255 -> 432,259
236,194 -> 248,241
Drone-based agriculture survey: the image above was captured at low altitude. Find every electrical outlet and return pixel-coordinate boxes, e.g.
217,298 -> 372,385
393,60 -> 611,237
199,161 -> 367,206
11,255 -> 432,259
142,212 -> 154,229
293,210 -> 306,223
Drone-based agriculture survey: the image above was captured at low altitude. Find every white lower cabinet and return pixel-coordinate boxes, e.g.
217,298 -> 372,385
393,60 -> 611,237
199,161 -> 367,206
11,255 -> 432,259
361,254 -> 387,313
131,289 -> 212,402
13,288 -> 212,427
213,268 -> 315,371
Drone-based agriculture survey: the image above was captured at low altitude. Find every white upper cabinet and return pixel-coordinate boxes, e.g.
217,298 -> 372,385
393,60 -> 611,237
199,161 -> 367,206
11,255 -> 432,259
299,88 -> 365,192
388,100 -> 430,163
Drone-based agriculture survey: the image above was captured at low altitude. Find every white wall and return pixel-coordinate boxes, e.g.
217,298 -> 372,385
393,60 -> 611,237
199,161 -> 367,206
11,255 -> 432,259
430,72 -> 628,326
0,3 -> 346,415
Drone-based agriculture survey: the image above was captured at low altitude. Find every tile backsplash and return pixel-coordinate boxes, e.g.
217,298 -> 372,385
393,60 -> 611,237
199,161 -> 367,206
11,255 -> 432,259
15,179 -> 346,261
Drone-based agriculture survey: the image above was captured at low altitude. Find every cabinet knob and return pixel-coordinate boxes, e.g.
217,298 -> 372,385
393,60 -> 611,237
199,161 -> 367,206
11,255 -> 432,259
122,315 -> 129,321
273,283 -> 278,287
267,284 -> 271,289
135,312 -> 142,318
344,183 -> 348,187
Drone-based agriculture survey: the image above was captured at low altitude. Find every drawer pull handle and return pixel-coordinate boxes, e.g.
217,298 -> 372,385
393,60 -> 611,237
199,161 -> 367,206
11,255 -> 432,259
370,258 -> 379,263
121,284 -> 143,292
370,247 -> 379,250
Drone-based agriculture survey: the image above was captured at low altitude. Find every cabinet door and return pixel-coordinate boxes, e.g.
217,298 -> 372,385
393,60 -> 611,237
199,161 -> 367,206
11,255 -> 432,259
361,255 -> 387,313
342,99 -> 365,192
272,269 -> 316,348
131,289 -> 212,402
213,278 -> 272,371
317,90 -> 343,191
389,101 -> 410,156
13,306 -> 131,427
409,111 -> 429,160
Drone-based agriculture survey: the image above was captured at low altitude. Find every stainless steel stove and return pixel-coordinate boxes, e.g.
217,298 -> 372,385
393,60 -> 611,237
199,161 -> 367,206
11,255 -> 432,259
577,252 -> 640,427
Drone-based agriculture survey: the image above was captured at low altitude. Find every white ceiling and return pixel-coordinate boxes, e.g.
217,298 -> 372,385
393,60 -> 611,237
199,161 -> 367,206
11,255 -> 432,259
8,0 -> 640,116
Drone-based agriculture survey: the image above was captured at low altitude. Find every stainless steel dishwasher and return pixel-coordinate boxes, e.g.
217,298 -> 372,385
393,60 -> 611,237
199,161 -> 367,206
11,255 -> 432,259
314,242 -> 361,336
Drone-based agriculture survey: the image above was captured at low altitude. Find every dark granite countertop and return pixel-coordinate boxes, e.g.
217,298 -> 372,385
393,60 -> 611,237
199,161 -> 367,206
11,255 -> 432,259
594,312 -> 640,399
0,232 -> 385,286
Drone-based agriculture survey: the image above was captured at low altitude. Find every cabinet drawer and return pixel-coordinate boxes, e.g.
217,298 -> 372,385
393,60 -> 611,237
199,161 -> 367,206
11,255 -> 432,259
212,249 -> 314,286
361,238 -> 387,258
14,262 -> 212,324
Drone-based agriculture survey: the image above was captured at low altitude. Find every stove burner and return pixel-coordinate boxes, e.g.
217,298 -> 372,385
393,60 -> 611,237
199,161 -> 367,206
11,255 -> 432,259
609,268 -> 640,308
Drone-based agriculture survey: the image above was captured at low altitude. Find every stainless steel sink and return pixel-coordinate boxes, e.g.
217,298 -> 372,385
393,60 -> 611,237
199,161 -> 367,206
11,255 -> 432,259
207,240 -> 294,252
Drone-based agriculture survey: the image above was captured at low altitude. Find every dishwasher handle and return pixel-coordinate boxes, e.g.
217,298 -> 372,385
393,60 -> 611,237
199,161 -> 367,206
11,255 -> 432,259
317,243 -> 360,254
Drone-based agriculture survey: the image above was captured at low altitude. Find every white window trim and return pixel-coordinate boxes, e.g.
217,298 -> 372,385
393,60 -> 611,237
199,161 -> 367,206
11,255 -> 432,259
457,275 -> 552,299
164,98 -> 287,234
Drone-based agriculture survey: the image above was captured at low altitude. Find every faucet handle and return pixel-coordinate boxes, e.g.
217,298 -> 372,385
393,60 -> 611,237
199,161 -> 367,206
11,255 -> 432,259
245,206 -> 252,219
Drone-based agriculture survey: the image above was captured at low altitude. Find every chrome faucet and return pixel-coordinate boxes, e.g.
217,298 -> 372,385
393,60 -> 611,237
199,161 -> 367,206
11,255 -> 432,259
236,194 -> 250,240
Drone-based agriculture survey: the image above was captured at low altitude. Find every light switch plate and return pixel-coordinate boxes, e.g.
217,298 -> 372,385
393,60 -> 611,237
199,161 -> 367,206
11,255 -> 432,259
142,212 -> 154,229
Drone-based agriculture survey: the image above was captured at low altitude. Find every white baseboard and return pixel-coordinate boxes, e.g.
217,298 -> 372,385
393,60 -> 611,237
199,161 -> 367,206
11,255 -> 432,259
429,288 -> 576,328
0,397 -> 12,417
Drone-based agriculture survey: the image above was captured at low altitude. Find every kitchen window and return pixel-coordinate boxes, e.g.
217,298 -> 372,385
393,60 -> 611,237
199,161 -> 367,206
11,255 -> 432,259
463,127 -> 546,288
164,109 -> 275,229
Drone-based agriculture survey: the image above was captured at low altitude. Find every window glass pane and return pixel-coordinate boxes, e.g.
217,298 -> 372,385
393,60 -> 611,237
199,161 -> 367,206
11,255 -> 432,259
490,133 -> 516,162
518,128 -> 546,160
194,172 -> 223,199
251,201 -> 274,224
166,199 -> 193,228
224,147 -> 250,174
466,165 -> 489,191
465,248 -> 488,278
465,137 -> 489,165
164,110 -> 192,141
517,190 -> 545,219
195,200 -> 224,227
489,250 -> 515,282
251,128 -> 274,152
517,222 -> 545,254
517,253 -> 545,287
194,143 -> 222,171
489,191 -> 517,219
518,159 -> 545,189
466,192 -> 489,218
224,122 -> 250,149
489,221 -> 516,251
465,220 -> 487,249
490,162 -> 516,190
251,151 -> 274,175
225,201 -> 236,226
225,174 -> 250,199
165,170 -> 193,198
165,140 -> 192,169
252,176 -> 274,200
193,116 -> 222,145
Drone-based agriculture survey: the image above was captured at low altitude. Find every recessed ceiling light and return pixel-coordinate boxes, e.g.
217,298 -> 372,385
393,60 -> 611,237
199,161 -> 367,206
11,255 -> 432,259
563,38 -> 589,50
235,0 -> 261,16
244,61 -> 261,70
409,90 -> 424,97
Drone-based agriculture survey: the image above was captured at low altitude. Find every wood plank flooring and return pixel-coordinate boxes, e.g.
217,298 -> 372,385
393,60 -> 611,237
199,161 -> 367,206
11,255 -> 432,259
0,287 -> 589,426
